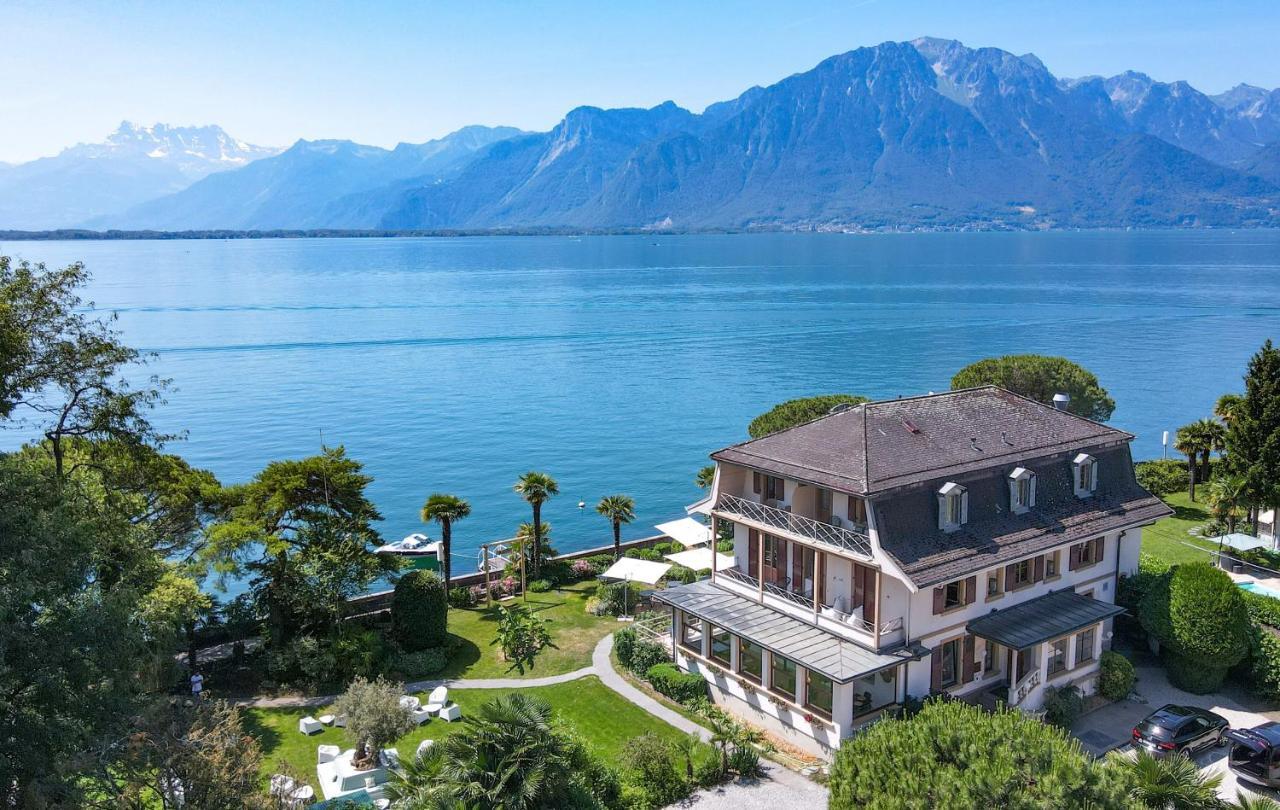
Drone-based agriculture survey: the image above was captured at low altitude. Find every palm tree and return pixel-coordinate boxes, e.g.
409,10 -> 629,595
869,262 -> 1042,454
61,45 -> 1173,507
1233,791 -> 1280,810
1209,474 -> 1249,535
1124,749 -> 1223,809
383,693 -> 588,810
1217,393 -> 1245,425
706,711 -> 738,773
596,494 -> 636,559
1195,417 -> 1227,482
1174,423 -> 1208,501
421,493 -> 470,586
695,465 -> 715,490
514,472 -> 558,579
671,732 -> 700,780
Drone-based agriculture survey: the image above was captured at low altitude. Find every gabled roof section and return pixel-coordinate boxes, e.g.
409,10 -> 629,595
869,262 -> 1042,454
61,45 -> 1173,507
712,387 -> 1131,496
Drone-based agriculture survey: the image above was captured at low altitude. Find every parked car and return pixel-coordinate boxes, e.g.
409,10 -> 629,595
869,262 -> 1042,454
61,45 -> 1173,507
1130,704 -> 1230,758
1226,722 -> 1280,788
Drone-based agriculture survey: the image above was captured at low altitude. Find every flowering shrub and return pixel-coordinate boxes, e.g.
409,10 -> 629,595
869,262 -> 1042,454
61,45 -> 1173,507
572,559 -> 596,578
500,576 -> 518,595
469,584 -> 488,603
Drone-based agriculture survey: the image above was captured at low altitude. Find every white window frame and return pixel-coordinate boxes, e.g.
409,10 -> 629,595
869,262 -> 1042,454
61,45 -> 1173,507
938,482 -> 968,532
1008,467 -> 1036,514
1073,453 -> 1098,498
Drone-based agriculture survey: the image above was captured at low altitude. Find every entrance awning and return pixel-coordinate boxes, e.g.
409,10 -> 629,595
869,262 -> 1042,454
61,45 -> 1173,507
966,589 -> 1125,650
656,517 -> 712,548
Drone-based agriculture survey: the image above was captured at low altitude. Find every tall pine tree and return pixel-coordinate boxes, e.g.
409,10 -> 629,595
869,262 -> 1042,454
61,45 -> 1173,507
1226,340 -> 1280,531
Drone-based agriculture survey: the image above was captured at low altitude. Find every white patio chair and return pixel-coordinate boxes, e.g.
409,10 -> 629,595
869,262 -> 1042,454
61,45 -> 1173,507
439,704 -> 461,722
317,744 -> 340,764
298,715 -> 322,735
424,686 -> 448,715
398,695 -> 420,711
411,705 -> 432,725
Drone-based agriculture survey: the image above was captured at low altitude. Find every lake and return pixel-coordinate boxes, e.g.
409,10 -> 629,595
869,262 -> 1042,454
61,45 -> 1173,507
2,232 -> 1277,595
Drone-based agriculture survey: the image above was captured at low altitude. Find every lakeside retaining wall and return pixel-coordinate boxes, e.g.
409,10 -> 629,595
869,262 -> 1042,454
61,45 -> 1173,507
344,533 -> 666,615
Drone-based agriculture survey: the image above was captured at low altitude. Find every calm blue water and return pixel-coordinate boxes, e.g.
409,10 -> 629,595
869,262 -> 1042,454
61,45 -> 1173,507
1240,581 -> 1280,600
2,232 -> 1278,596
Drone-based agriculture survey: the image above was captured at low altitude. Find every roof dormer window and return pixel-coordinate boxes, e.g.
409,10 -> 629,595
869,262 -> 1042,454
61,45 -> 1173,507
1008,467 -> 1036,514
938,482 -> 967,532
1073,453 -> 1098,498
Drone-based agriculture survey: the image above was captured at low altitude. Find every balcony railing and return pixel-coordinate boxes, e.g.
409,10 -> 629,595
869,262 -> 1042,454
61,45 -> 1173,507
715,565 -> 904,642
715,493 -> 873,559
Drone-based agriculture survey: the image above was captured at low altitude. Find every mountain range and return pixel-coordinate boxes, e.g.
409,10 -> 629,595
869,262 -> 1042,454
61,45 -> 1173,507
10,38 -> 1280,232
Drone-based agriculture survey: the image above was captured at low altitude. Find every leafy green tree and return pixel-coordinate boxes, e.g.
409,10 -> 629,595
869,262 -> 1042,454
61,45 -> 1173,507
1139,562 -> 1251,692
828,699 -> 1130,809
1192,417 -> 1226,482
747,394 -> 868,438
205,447 -> 394,645
514,471 -> 559,579
1227,341 -> 1280,529
951,355 -> 1116,421
695,465 -> 715,489
421,493 -> 470,586
391,570 -> 448,651
331,676 -> 416,770
491,604 -> 557,674
623,733 -> 689,808
139,568 -> 213,673
384,693 -> 613,810
595,494 -> 636,559
1174,422 -> 1208,501
96,699 -> 269,810
1122,748 -> 1222,809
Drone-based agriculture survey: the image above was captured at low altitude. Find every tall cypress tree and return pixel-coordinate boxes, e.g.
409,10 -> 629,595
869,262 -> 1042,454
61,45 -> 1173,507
1226,340 -> 1280,530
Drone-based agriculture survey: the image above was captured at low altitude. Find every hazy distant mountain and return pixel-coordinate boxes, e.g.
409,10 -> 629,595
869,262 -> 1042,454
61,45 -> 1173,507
97,125 -> 524,230
9,39 -> 1280,232
0,122 -> 277,229
370,38 -> 1275,230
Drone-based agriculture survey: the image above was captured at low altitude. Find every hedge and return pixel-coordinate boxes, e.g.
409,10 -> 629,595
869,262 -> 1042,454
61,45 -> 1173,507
1138,562 -> 1249,693
645,663 -> 706,704
391,570 -> 449,651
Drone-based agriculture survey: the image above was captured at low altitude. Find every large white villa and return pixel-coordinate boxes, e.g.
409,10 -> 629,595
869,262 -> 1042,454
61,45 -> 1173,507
654,387 -> 1171,757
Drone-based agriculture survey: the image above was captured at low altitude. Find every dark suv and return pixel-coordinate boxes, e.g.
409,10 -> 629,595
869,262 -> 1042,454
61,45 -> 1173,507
1131,704 -> 1230,758
1226,723 -> 1280,788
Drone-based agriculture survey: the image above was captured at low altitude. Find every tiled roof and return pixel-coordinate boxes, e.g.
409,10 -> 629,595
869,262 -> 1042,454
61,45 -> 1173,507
875,445 -> 1172,588
651,579 -> 919,683
967,588 -> 1125,649
712,387 -> 1130,496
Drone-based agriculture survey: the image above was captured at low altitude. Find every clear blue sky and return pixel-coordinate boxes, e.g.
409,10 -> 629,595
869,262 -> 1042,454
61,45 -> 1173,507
3,0 -> 1278,163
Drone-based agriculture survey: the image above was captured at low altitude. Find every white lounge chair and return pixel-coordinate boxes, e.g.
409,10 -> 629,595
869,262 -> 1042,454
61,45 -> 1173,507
332,714 -> 347,728
415,739 -> 435,759
317,744 -> 340,764
298,715 -> 323,735
398,695 -> 420,711
411,705 -> 432,725
439,704 -> 461,722
424,686 -> 448,715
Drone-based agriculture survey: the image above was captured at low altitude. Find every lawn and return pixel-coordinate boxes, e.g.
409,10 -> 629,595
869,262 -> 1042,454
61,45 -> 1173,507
244,675 -> 698,793
439,580 -> 616,679
1140,490 -> 1220,566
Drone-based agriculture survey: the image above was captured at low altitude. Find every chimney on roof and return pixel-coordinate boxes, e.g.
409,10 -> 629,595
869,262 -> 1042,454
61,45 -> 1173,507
1052,392 -> 1071,411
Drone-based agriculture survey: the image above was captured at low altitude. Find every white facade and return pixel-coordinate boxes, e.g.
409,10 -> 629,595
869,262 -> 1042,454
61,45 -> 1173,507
663,454 -> 1155,758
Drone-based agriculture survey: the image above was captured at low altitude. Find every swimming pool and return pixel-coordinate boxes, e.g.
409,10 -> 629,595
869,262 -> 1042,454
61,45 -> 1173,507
1239,581 -> 1280,600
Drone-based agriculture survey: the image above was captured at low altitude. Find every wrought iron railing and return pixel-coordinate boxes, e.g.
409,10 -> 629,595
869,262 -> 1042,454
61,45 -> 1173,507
715,566 -> 903,642
714,493 -> 874,559
717,566 -> 759,589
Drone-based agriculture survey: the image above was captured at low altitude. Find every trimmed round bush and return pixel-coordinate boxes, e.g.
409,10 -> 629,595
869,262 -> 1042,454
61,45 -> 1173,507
1139,562 -> 1250,693
391,570 -> 448,652
1097,650 -> 1136,700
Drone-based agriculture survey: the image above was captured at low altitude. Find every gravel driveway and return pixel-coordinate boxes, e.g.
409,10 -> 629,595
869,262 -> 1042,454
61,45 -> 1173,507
675,761 -> 828,809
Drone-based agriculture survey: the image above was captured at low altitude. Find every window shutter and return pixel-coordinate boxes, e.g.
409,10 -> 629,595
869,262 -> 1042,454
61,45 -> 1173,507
960,491 -> 969,524
1033,555 -> 1045,582
962,635 -> 976,683
1093,537 -> 1105,562
1029,474 -> 1037,508
1005,563 -> 1018,589
1069,544 -> 1081,571
1008,478 -> 1018,509
964,575 -> 977,605
937,493 -> 947,530
753,472 -> 762,494
791,541 -> 803,589
748,529 -> 759,578
931,645 -> 944,692
932,586 -> 945,615
1090,459 -> 1099,491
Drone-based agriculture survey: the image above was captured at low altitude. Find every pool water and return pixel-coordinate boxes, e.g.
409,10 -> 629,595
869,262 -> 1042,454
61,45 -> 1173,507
1239,581 -> 1280,600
